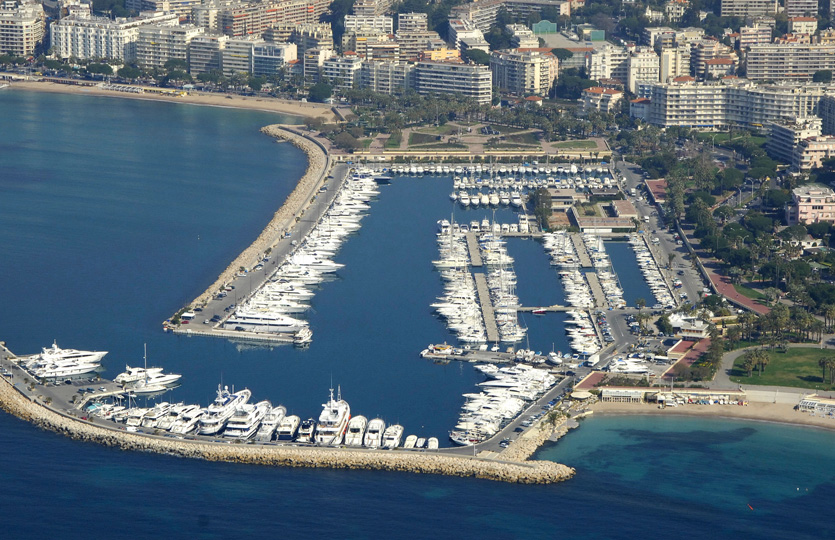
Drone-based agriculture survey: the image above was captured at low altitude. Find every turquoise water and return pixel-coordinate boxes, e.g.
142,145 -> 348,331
1,91 -> 834,538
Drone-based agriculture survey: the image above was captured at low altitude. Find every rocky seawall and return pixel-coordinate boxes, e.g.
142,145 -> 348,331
188,125 -> 330,309
0,375 -> 573,484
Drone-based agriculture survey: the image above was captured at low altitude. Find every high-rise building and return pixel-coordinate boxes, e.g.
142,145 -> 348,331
490,48 -> 557,96
322,52 -> 362,88
302,46 -> 333,81
660,46 -> 690,82
767,116 -> 822,164
720,0 -> 777,17
415,60 -> 492,104
785,0 -> 818,17
125,0 -> 202,21
397,12 -> 427,32
188,33 -> 228,74
747,44 -> 835,81
252,42 -> 296,76
0,0 -> 44,57
359,60 -> 414,94
627,47 -> 659,93
585,44 -> 629,83
222,37 -> 260,76
344,15 -> 393,34
136,24 -> 205,70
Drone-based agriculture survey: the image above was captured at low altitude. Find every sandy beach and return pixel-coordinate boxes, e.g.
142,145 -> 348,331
6,79 -> 339,122
591,400 -> 835,432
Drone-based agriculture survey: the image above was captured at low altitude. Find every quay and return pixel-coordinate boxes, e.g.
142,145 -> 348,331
420,348 -> 517,364
584,272 -> 608,310
570,233 -> 593,268
516,305 -> 573,312
465,232 -> 483,267
474,273 -> 500,343
0,342 -> 574,484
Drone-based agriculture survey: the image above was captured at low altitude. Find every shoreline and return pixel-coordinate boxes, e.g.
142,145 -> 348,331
5,79 -> 339,122
589,401 -> 835,432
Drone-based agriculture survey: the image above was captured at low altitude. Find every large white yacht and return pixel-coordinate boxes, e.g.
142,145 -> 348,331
223,312 -> 308,333
276,415 -> 300,441
364,418 -> 385,448
296,417 -> 317,443
254,405 -> 287,442
223,400 -> 271,440
197,386 -> 252,436
114,365 -> 164,385
344,415 -> 368,447
32,360 -> 101,379
169,405 -> 205,435
125,371 -> 182,391
140,402 -> 173,429
37,341 -> 107,365
314,387 -> 350,445
382,424 -> 404,449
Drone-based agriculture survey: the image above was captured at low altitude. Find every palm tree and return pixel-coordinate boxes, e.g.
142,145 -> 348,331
819,357 -> 829,383
828,357 -> 835,385
636,297 -> 646,312
757,350 -> 770,376
742,350 -> 757,377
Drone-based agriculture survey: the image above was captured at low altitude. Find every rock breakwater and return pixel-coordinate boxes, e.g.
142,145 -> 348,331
188,125 -> 330,309
0,375 -> 574,484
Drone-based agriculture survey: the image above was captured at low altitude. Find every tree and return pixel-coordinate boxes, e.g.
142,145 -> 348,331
462,49 -> 490,65
667,252 -> 676,269
308,82 -> 333,103
726,326 -> 742,349
813,70 -> 833,83
164,58 -> 188,72
636,297 -> 646,312
550,48 -> 574,61
742,350 -> 757,377
820,357 -> 829,383
86,63 -> 113,75
756,350 -> 769,376
333,131 -> 361,151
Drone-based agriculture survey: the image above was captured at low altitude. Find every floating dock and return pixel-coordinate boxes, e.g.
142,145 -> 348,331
474,273 -> 500,343
570,234 -> 593,268
466,232 -> 483,267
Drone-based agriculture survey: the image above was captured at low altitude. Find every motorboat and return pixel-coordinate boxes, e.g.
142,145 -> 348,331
382,424 -> 404,449
223,400 -> 270,440
276,415 -> 300,441
314,387 -> 350,445
254,405 -> 287,442
197,386 -> 252,436
364,418 -> 385,448
169,405 -> 205,434
403,435 -> 418,449
344,415 -> 368,446
296,418 -> 317,443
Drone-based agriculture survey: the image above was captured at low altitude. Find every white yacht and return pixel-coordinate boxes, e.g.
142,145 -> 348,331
314,387 -> 351,445
296,418 -> 317,443
140,402 -> 173,429
427,437 -> 439,450
276,415 -> 300,441
403,434 -> 418,449
114,365 -> 164,385
223,312 -> 308,333
36,341 -> 107,365
364,418 -> 385,448
224,400 -> 271,440
254,405 -> 287,442
32,360 -> 100,379
126,371 -> 182,393
125,407 -> 151,427
168,405 -> 205,434
197,386 -> 252,436
382,424 -> 404,449
344,415 -> 368,447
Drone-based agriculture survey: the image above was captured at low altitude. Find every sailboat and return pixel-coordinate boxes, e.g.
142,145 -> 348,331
129,344 -> 181,395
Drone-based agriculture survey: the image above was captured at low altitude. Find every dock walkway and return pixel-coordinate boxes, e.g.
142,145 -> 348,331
474,273 -> 500,343
466,232 -> 483,267
571,234 -> 593,268
584,272 -> 608,310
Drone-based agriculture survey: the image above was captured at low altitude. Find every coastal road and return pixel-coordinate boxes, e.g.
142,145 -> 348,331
186,163 -> 350,327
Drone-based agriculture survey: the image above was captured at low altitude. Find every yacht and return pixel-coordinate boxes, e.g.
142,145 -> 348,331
114,365 -> 163,385
223,312 -> 308,333
415,437 -> 426,449
344,415 -> 368,446
125,407 -> 151,428
224,400 -> 271,440
403,435 -> 418,449
140,402 -> 175,429
382,424 -> 404,449
296,418 -> 317,443
276,415 -> 301,441
168,405 -> 205,434
126,370 -> 182,392
364,418 -> 385,448
197,386 -> 252,436
427,437 -> 439,450
254,405 -> 287,442
314,387 -> 351,445
32,360 -> 100,379
36,341 -> 107,365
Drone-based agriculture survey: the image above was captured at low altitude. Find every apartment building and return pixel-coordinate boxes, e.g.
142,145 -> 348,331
507,24 -> 539,48
222,37 -> 261,76
252,42 -> 297,76
448,18 -> 485,52
450,0 -> 570,33
490,48 -> 557,96
785,0 -> 818,17
794,137 -> 835,171
789,17 -> 818,35
188,33 -> 227,74
720,0 -> 777,17
193,0 -> 327,38
398,12 -> 427,32
136,24 -> 205,70
643,27 -> 676,50
0,0 -> 44,57
665,0 -> 689,22
292,23 -> 333,56
302,46 -> 333,81
689,39 -> 736,79
767,116 -> 822,164
638,78 -> 832,129
125,0 -> 201,21
747,44 -> 835,81
51,8 -> 179,61
352,0 -> 395,16
415,60 -> 492,104
660,46 -> 690,82
786,184 -> 835,224
738,24 -> 772,49
344,15 -> 393,34
395,29 -> 445,60
627,47 -> 659,93
360,60 -> 414,94
582,86 -> 623,113
322,52 -> 362,88
585,43 -> 629,83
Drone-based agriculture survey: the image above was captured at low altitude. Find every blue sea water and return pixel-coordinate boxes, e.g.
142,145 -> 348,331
605,241 -> 657,307
1,90 -> 834,538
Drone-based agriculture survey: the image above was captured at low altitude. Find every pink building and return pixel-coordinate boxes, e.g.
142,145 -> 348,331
786,184 -> 835,225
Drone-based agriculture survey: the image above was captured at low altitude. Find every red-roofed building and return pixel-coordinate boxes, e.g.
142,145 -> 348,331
582,86 -> 623,113
645,178 -> 668,205
704,57 -> 735,78
629,97 -> 650,120
789,16 -> 817,35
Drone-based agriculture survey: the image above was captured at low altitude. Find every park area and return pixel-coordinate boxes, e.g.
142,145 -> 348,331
730,347 -> 835,392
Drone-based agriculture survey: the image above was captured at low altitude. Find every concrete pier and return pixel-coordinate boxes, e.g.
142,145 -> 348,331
474,273 -> 500,343
571,233 -> 593,268
465,232 -> 483,267
584,272 -> 608,310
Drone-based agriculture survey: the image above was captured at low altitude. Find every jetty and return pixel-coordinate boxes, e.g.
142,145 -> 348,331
474,273 -> 500,343
584,272 -> 608,309
570,233 -> 593,268
465,232 -> 483,267
0,342 -> 573,484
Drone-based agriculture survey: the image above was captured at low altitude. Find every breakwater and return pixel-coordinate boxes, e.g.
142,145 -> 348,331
187,125 -> 331,309
0,369 -> 573,484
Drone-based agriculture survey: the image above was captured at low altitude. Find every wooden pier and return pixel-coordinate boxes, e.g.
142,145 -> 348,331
570,234 -> 593,268
474,273 -> 500,343
466,232 -> 483,267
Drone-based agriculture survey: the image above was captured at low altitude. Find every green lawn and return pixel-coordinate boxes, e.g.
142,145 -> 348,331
506,132 -> 540,145
734,283 -> 765,300
485,142 -> 540,150
384,134 -> 401,149
414,125 -> 458,136
408,132 -> 439,145
730,348 -> 835,391
360,138 -> 372,149
490,125 -> 527,134
553,140 -> 598,149
695,132 -> 768,148
409,142 -> 467,150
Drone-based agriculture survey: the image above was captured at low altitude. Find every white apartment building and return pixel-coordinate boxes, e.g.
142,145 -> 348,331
582,86 -> 623,113
222,37 -> 260,76
398,12 -> 427,32
450,0 -> 570,33
302,46 -> 333,81
643,26 -> 676,50
627,47 -> 659,93
136,24 -> 204,70
665,0 -> 689,22
785,0 -> 818,17
660,46 -> 690,82
794,137 -> 835,170
322,52 -> 362,88
720,0 -> 777,17
415,60 -> 492,104
507,24 -> 539,48
51,9 -> 179,61
448,18 -> 485,53
767,116 -> 822,164
490,48 -> 557,96
252,42 -> 296,76
788,16 -> 818,35
352,0 -> 395,16
360,60 -> 414,94
188,33 -> 227,74
638,79 -> 832,129
585,43 -> 629,83
344,15 -> 393,34
0,0 -> 44,57
292,23 -> 333,56
125,0 -> 202,21
395,29 -> 445,60
747,44 -> 835,81
738,24 -> 772,49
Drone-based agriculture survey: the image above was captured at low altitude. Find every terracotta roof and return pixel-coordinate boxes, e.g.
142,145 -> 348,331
673,75 -> 695,82
705,58 -> 734,65
525,96 -> 543,101
630,97 -> 650,104
584,86 -> 622,95
791,16 -> 817,21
